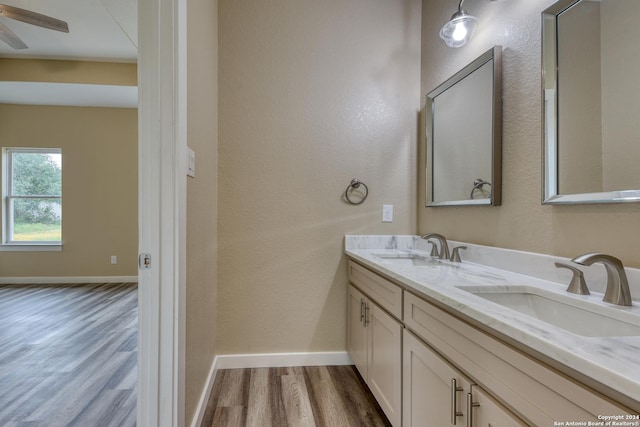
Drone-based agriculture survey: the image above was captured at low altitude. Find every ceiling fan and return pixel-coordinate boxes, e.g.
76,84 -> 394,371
0,3 -> 69,49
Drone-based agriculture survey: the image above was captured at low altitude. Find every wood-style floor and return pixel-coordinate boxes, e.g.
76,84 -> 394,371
0,283 -> 137,427
200,365 -> 392,427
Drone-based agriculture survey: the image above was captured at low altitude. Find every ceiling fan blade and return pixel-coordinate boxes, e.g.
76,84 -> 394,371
0,4 -> 69,33
0,20 -> 26,48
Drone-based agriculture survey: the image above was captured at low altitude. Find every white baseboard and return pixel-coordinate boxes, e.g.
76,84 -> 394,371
215,351 -> 352,370
190,356 -> 219,427
0,276 -> 138,285
189,351 -> 352,427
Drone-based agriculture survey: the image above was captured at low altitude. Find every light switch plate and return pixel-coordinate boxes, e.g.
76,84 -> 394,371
187,147 -> 195,177
382,204 -> 393,222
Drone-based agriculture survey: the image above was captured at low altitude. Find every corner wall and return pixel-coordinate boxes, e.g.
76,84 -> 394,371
218,0 -> 421,355
418,0 -> 640,268
185,0 -> 219,424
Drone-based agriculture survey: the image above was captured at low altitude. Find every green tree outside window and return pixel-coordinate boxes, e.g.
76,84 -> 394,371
7,149 -> 62,242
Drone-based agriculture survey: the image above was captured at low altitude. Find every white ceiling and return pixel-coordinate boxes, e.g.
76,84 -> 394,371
0,0 -> 137,107
0,0 -> 137,61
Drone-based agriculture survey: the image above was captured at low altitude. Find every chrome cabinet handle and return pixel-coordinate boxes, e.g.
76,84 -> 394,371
451,378 -> 463,425
363,302 -> 370,327
466,392 -> 480,427
360,298 -> 365,323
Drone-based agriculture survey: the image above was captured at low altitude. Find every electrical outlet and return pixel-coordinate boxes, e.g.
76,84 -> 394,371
110,256 -> 117,265
382,205 -> 393,222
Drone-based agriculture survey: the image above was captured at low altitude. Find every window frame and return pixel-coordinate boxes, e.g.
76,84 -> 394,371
3,147 -> 62,246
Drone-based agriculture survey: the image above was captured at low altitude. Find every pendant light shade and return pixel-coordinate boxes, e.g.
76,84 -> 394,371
439,0 -> 478,48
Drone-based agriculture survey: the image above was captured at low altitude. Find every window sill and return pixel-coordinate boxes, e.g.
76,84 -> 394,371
0,244 -> 62,252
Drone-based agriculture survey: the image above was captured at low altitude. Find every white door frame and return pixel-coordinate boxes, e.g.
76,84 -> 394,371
137,0 -> 187,424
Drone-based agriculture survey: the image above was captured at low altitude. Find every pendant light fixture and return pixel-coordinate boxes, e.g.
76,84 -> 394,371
439,0 -> 479,48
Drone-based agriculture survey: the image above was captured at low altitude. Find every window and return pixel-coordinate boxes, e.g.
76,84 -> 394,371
4,148 -> 62,244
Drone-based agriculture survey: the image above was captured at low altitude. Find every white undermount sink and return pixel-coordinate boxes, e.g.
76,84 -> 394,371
371,250 -> 441,267
456,285 -> 640,337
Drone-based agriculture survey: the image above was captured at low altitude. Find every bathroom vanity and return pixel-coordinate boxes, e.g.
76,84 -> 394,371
345,235 -> 640,427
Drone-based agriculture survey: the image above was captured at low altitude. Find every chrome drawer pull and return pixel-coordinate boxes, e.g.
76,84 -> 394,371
364,303 -> 370,327
451,378 -> 463,425
466,392 -> 480,427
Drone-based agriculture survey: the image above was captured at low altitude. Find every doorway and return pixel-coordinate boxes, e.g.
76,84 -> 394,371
0,0 -> 185,424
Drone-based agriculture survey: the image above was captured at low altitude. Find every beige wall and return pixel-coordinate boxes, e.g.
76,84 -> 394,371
0,58 -> 137,85
419,0 -> 640,268
218,0 -> 421,355
0,104 -> 138,276
185,0 -> 219,423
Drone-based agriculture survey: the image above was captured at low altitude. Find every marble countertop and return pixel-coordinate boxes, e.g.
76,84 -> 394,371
344,235 -> 640,406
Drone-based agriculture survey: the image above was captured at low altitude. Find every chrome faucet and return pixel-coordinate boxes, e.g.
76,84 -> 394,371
571,253 -> 633,306
420,233 -> 450,260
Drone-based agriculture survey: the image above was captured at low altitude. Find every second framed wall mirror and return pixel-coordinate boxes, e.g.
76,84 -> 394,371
543,0 -> 640,204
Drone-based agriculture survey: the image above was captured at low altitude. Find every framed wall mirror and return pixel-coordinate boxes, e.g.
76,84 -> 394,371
543,0 -> 640,204
425,46 -> 502,207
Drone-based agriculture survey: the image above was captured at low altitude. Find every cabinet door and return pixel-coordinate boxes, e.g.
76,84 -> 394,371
403,329 -> 471,427
468,385 -> 526,427
368,301 -> 403,427
347,285 -> 368,378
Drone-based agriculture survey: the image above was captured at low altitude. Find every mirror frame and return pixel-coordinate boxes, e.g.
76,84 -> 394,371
542,0 -> 640,204
425,46 -> 502,207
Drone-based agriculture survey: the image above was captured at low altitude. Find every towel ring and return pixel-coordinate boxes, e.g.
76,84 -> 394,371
470,178 -> 492,199
345,178 -> 369,205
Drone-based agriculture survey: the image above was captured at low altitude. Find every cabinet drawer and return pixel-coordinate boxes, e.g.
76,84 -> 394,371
348,260 -> 402,319
404,291 -> 630,425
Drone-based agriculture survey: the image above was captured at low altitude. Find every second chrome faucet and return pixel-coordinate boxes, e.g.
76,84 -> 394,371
421,233 -> 450,260
420,233 -> 466,263
570,253 -> 633,307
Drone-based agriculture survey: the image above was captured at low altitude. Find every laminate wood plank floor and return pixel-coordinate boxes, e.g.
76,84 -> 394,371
200,365 -> 392,427
0,283 -> 137,427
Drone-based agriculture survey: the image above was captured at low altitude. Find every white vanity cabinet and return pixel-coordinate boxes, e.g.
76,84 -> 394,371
346,257 -> 637,427
347,261 -> 403,427
404,291 -> 631,425
403,329 -> 524,427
